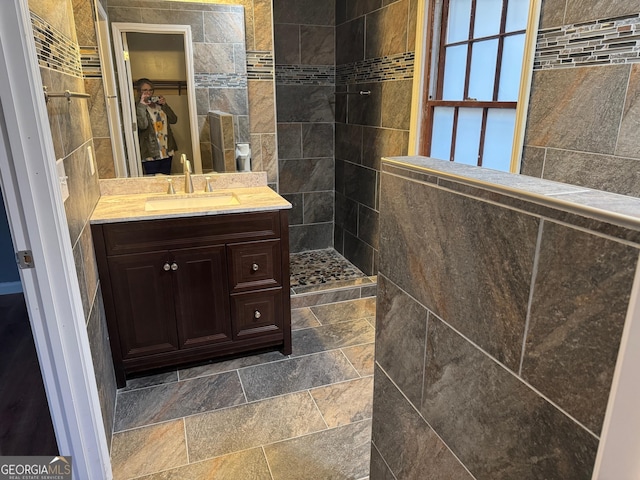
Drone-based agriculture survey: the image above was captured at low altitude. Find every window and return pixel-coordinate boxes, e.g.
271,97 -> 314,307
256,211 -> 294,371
419,0 -> 531,172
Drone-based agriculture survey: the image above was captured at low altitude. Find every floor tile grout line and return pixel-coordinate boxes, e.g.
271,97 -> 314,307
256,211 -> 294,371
307,389 -> 330,430
261,445 -> 276,480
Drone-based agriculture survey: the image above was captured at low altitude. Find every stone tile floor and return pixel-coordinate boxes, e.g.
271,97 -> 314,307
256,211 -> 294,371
110,249 -> 376,479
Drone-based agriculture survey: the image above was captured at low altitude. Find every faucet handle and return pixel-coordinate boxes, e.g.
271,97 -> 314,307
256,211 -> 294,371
180,154 -> 191,173
205,176 -> 213,192
166,178 -> 176,195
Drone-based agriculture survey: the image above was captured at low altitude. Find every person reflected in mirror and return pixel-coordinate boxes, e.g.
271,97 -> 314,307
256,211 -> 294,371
135,78 -> 178,175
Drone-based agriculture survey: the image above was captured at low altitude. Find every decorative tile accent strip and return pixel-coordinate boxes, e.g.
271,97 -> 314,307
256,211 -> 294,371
194,73 -> 248,88
81,46 -> 102,78
247,51 -> 274,80
535,14 -> 640,70
31,11 -> 82,77
275,65 -> 336,85
336,52 -> 415,85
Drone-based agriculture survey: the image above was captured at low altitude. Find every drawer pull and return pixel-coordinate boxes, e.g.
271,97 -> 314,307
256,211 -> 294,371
252,263 -> 260,272
171,262 -> 179,271
163,263 -> 171,271
254,310 -> 261,319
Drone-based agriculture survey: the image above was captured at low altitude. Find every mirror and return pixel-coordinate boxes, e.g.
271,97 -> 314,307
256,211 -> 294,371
101,1 -> 250,177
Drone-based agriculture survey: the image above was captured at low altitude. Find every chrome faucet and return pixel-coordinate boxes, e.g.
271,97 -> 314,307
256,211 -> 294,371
181,154 -> 194,193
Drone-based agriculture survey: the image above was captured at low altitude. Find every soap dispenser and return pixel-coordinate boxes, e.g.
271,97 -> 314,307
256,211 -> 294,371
235,143 -> 251,172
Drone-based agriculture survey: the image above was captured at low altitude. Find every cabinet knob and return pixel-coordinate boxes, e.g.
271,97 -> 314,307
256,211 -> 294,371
163,263 -> 171,271
252,263 -> 259,272
171,262 -> 179,271
254,310 -> 261,319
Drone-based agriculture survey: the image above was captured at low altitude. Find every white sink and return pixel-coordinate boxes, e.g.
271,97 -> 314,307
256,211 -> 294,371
144,193 -> 240,211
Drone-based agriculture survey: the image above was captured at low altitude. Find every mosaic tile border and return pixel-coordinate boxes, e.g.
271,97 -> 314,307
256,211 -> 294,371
535,14 -> 640,70
247,51 -> 274,80
194,73 -> 247,88
31,11 -> 82,77
81,46 -> 102,78
336,52 -> 415,85
275,65 -> 335,85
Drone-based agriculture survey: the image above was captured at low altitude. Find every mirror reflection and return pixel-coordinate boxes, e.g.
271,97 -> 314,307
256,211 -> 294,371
101,1 -> 251,177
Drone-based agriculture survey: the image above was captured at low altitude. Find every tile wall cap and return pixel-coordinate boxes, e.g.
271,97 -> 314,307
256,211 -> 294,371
382,156 -> 640,232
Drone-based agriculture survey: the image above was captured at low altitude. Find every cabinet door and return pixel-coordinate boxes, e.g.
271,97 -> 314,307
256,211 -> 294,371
107,251 -> 178,359
172,245 -> 232,348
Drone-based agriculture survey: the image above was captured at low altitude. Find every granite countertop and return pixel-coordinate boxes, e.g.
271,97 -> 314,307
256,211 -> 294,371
91,173 -> 291,224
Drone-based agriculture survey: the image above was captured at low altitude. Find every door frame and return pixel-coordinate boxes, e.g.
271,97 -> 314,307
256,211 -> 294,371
112,22 -> 202,175
0,1 -> 111,477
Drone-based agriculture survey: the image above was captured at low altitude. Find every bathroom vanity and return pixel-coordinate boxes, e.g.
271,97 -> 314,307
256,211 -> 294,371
90,175 -> 291,387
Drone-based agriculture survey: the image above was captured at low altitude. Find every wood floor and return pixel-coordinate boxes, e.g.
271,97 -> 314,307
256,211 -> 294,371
0,292 -> 58,455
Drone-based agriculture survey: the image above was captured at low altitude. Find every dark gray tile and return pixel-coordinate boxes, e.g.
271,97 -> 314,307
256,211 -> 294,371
277,123 -> 302,159
238,350 -> 359,401
291,318 -> 375,356
543,148 -> 640,197
289,223 -> 334,252
300,25 -> 335,65
283,193 -> 304,225
87,290 -> 116,449
274,23 -> 300,65
522,220 -> 637,434
336,122 -> 363,163
365,0 -> 409,59
303,191 -> 334,223
273,0 -> 335,25
203,10 -> 245,44
344,231 -> 376,276
113,371 -> 246,431
375,275 -> 427,406
185,391 -> 327,461
369,444 -> 397,480
265,420 -> 372,480
520,145 -> 545,177
362,126 -> 408,170
346,0 -> 383,20
358,204 -> 379,250
336,17 -> 365,65
348,83 -> 383,126
372,366 -> 473,480
420,318 -> 599,480
279,158 -> 334,193
302,123 -> 334,158
524,65 -> 630,155
276,85 -> 335,123
344,162 -> 377,209
379,174 -> 540,370
335,192 -> 358,235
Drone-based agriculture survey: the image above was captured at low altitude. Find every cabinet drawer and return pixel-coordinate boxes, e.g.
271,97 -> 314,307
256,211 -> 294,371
228,240 -> 281,292
98,211 -> 281,255
231,289 -> 283,340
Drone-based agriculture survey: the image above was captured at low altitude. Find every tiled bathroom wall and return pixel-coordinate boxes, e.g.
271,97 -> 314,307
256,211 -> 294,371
373,157 -> 640,479
273,0 -> 336,253
334,0 -> 417,275
28,0 -> 117,449
209,110 -> 236,171
522,0 -> 640,197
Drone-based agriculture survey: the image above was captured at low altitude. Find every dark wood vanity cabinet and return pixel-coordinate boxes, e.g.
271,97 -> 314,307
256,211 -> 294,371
91,210 -> 291,387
